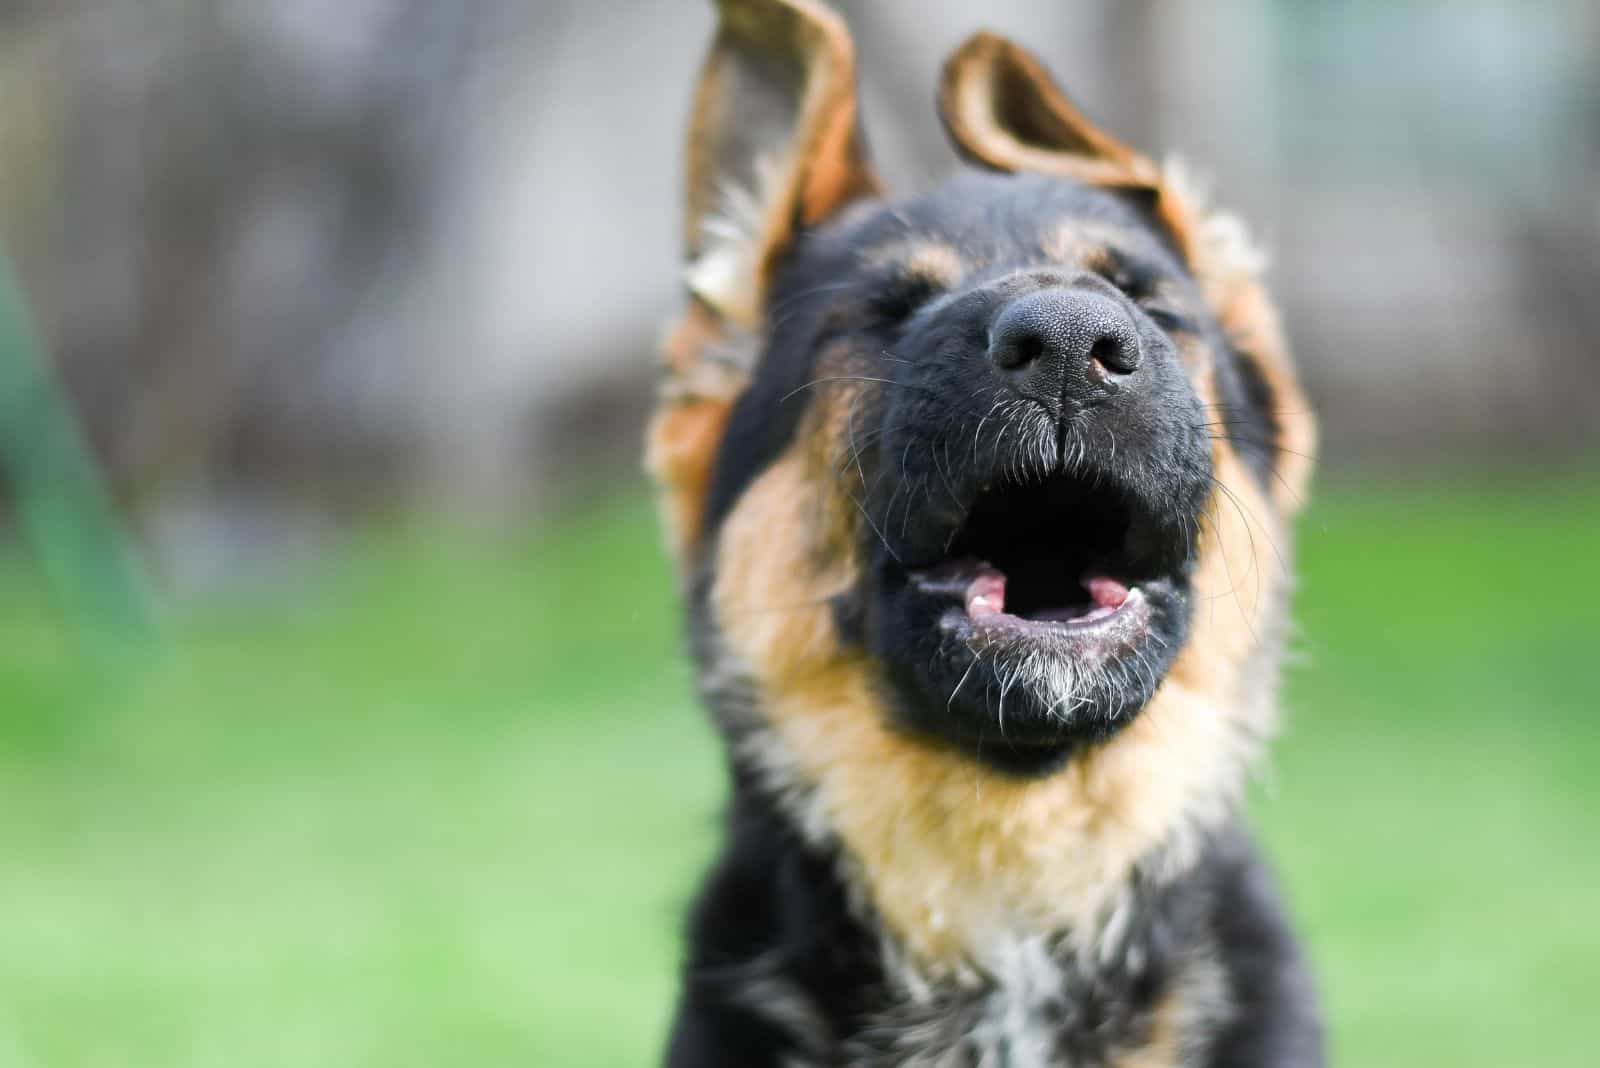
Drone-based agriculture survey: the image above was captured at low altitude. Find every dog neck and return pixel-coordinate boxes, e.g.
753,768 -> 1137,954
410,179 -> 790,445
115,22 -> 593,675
701,446 -> 1283,974
721,650 -> 1258,977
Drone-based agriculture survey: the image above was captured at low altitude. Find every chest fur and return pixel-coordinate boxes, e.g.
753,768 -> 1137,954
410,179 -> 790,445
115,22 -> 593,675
734,910 -> 1229,1068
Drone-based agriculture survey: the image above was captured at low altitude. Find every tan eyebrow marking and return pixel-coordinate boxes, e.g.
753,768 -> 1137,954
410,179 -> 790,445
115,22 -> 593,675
1041,218 -> 1139,267
866,241 -> 968,289
1048,223 -> 1194,312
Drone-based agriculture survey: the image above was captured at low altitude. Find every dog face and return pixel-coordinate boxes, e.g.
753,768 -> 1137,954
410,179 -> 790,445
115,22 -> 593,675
651,0 -> 1315,962
706,171 -> 1226,772
852,175 -> 1216,766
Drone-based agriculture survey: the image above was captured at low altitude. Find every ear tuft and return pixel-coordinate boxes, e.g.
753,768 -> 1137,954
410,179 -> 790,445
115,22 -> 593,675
684,156 -> 782,328
654,0 -> 878,564
1157,159 -> 1318,515
683,0 -> 880,330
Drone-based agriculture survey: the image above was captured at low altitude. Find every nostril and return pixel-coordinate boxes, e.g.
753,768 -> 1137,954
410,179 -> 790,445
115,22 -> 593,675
1088,335 -> 1134,376
1014,334 -> 1045,367
987,288 -> 1142,386
990,327 -> 1048,371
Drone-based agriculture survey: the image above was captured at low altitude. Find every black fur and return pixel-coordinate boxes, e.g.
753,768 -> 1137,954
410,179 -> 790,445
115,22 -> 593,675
713,174 -> 1240,765
667,797 -> 1322,1067
1214,342 -> 1282,488
666,777 -> 884,1067
668,168 -> 1321,1065
703,174 -> 1285,539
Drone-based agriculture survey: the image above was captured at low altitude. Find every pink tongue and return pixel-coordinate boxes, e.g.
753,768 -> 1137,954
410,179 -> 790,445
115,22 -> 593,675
1084,576 -> 1130,609
965,570 -> 1007,617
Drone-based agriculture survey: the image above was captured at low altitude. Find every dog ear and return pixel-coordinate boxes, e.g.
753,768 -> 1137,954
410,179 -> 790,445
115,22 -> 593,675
652,0 -> 878,563
682,0 -> 880,332
938,32 -> 1317,516
937,31 -> 1158,191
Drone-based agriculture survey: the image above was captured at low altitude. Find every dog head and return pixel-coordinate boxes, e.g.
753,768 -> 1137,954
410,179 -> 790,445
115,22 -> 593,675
649,0 -> 1315,960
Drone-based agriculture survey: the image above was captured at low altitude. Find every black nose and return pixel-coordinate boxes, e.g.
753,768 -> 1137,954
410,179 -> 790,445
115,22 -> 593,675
987,287 -> 1141,404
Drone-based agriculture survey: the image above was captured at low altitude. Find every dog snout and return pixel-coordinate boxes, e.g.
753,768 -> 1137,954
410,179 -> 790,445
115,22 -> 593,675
987,287 -> 1141,406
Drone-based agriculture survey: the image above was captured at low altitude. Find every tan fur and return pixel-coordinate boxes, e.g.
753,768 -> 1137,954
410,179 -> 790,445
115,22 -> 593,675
936,15 -> 1260,378
1040,219 -> 1140,267
659,0 -> 1311,1003
1155,163 -> 1318,515
707,372 -> 1286,972
646,300 -> 749,562
866,241 -> 969,290
684,0 -> 880,329
664,0 -> 883,554
1112,951 -> 1229,1068
938,32 -> 1159,190
1114,995 -> 1181,1068
647,393 -> 735,565
935,31 -> 1316,517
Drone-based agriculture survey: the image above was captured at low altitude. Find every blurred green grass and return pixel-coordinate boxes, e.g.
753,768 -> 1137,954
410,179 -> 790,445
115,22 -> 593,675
0,472 -> 1596,1067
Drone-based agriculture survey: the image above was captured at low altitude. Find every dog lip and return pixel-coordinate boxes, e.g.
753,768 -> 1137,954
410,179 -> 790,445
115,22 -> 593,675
908,559 -> 1150,637
948,580 -> 1157,662
960,585 -> 1150,642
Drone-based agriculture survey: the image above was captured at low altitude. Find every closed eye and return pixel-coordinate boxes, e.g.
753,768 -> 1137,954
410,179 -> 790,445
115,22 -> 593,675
1095,249 -> 1163,299
869,272 -> 947,325
1095,250 -> 1191,333
1141,303 -> 1191,333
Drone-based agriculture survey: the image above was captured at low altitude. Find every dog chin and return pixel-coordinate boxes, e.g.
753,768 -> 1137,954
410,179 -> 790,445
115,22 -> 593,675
874,568 -> 1188,774
865,454 -> 1198,773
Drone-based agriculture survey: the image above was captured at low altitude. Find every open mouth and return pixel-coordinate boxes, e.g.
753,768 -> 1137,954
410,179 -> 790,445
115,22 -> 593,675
906,473 -> 1187,652
869,447 -> 1204,764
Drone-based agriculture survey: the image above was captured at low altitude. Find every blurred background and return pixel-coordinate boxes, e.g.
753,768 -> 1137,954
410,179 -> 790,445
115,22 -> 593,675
0,1 -> 1595,1065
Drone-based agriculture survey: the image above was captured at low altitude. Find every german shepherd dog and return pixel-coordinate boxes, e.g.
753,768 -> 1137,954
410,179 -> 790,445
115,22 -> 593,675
649,2 -> 1322,1064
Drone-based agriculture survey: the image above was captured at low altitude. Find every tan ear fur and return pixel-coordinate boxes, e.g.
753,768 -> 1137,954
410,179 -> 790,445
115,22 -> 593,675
1156,165 -> 1319,515
937,31 -> 1160,191
683,0 -> 879,330
939,32 -> 1316,514
646,302 -> 747,562
653,0 -> 879,564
